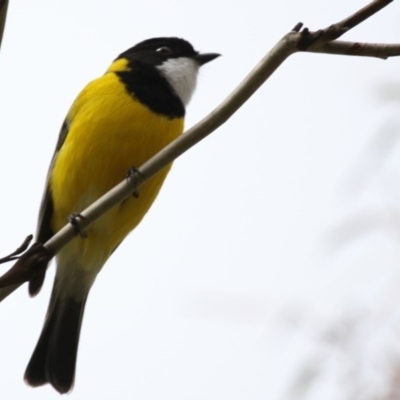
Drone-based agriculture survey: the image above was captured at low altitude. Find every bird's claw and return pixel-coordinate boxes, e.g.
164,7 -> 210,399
126,167 -> 144,198
68,213 -> 87,238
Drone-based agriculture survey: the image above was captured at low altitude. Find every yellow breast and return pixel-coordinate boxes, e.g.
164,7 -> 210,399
50,70 -> 184,259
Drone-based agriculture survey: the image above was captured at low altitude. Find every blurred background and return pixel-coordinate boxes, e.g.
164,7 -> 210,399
0,1 -> 400,399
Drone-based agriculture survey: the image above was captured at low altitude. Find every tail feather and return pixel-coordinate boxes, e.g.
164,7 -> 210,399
24,282 -> 88,394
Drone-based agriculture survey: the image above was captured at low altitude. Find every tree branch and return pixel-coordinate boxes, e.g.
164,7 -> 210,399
309,40 -> 400,59
330,0 -> 393,39
0,0 -> 8,52
294,0 -> 394,50
0,0 -> 398,300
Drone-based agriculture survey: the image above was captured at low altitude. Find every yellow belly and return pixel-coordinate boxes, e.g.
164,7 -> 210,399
50,72 -> 183,270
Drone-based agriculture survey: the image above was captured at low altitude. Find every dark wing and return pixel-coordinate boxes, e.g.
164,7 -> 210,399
29,120 -> 70,296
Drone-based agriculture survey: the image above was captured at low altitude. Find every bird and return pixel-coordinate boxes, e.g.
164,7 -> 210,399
23,37 -> 219,394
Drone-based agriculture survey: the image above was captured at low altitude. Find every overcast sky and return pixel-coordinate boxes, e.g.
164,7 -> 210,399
1,1 -> 400,399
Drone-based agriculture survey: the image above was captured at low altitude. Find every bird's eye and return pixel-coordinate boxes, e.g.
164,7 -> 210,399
156,46 -> 172,56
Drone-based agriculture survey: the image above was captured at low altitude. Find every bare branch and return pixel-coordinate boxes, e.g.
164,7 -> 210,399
295,0 -> 394,50
330,0 -> 393,39
0,243 -> 50,289
0,0 -> 8,52
0,0 -> 399,300
0,235 -> 33,264
310,40 -> 400,59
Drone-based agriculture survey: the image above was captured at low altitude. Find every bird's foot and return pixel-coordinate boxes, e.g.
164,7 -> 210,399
68,213 -> 87,238
126,167 -> 144,199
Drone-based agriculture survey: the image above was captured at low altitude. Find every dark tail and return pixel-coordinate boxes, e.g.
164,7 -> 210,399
24,282 -> 88,394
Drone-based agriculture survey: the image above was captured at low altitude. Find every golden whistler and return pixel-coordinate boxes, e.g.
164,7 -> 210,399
23,37 -> 219,394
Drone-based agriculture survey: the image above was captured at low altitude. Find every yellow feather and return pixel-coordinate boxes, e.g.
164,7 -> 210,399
50,63 -> 183,277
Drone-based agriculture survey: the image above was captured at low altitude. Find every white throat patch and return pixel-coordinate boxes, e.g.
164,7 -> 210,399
157,57 -> 199,106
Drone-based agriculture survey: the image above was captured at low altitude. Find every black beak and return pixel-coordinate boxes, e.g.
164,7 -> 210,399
194,53 -> 221,66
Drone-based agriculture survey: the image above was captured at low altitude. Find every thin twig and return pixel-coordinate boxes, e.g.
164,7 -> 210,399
296,0 -> 394,49
309,41 -> 400,59
330,0 -> 393,39
0,235 -> 33,264
0,243 -> 50,289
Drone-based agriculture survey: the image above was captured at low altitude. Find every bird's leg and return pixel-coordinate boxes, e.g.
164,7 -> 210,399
68,213 -> 87,238
126,167 -> 144,199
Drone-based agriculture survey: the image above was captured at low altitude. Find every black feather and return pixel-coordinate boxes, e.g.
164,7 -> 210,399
25,281 -> 88,394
